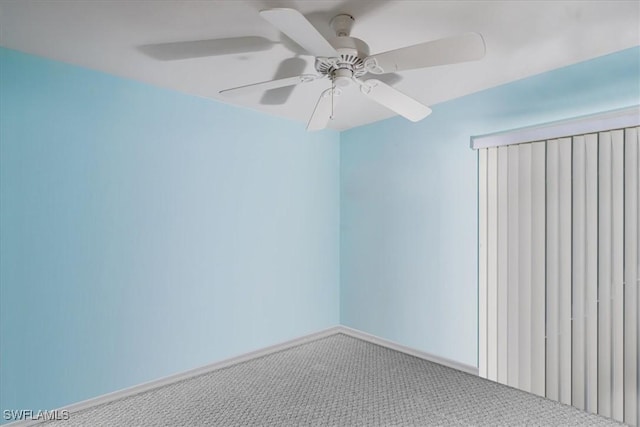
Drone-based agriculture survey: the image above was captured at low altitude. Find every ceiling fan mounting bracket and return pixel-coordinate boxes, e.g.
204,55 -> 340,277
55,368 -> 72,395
330,14 -> 355,37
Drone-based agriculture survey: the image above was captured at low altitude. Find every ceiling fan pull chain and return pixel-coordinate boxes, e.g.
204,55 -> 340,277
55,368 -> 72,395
330,75 -> 335,120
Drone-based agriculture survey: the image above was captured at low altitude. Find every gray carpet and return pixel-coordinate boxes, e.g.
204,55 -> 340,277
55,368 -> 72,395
40,333 -> 621,426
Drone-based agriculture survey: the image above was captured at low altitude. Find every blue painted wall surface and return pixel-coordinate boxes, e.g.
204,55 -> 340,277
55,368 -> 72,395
340,47 -> 640,367
0,48 -> 340,416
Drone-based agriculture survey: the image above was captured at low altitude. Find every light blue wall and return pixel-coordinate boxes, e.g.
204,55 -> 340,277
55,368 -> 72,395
0,48 -> 340,416
340,46 -> 640,367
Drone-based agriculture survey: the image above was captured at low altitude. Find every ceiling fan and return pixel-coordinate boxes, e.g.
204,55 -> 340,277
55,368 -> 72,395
217,8 -> 486,131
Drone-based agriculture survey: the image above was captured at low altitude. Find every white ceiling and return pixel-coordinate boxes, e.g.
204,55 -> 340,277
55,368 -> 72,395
1,0 -> 638,130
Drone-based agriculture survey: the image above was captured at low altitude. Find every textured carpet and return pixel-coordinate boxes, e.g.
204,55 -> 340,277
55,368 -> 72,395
40,333 -> 621,426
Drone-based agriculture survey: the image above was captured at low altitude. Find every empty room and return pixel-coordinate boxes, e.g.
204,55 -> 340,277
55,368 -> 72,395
1,0 -> 639,425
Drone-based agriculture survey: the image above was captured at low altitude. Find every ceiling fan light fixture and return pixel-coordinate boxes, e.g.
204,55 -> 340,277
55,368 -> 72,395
332,69 -> 353,87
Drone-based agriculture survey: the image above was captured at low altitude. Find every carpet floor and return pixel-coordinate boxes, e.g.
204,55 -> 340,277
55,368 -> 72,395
40,333 -> 621,426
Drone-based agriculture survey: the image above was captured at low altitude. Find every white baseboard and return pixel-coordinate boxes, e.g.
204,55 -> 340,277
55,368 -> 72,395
5,326 -> 343,426
335,326 -> 479,375
6,325 -> 476,425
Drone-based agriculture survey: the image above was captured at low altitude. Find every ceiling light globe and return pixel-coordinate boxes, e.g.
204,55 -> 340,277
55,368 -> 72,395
334,76 -> 351,87
333,68 -> 353,87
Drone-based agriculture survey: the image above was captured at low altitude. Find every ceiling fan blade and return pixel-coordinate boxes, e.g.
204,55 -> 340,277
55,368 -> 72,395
365,32 -> 486,74
360,79 -> 431,122
260,8 -> 339,58
219,75 -> 320,97
307,88 -> 339,131
138,36 -> 273,61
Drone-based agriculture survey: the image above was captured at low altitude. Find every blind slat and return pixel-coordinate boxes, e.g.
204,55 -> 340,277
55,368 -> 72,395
531,141 -> 546,397
487,147 -> 499,382
585,134 -> 599,413
558,137 -> 573,406
518,144 -> 533,393
636,127 -> 640,427
572,136 -> 587,410
597,132 -> 613,417
624,127 -> 638,426
507,145 -> 520,388
611,130 -> 625,422
497,146 -> 509,385
546,140 -> 560,400
478,148 -> 488,379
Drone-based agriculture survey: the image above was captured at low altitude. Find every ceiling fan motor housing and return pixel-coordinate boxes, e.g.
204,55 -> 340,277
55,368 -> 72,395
315,35 -> 369,84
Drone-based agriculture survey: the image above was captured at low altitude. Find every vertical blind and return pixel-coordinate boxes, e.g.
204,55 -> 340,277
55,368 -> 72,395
478,126 -> 639,425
